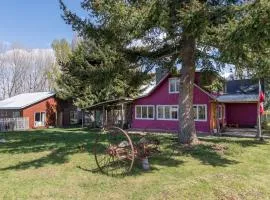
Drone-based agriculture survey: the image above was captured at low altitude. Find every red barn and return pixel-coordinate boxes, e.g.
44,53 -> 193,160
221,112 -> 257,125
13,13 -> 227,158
0,92 -> 58,129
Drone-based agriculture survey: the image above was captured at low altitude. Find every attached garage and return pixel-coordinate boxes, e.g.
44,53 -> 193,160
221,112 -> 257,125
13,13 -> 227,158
217,94 -> 258,128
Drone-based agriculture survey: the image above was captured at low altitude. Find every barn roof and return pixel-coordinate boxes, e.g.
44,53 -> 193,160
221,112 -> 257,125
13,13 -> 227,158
0,92 -> 55,109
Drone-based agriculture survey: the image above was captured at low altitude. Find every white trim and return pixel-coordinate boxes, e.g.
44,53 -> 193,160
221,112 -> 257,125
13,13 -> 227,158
194,83 -> 216,99
34,111 -> 46,127
135,75 -> 216,100
193,104 -> 207,122
135,74 -> 170,99
156,105 -> 179,121
135,105 -> 155,120
0,92 -> 55,109
218,105 -> 226,120
168,78 -> 180,94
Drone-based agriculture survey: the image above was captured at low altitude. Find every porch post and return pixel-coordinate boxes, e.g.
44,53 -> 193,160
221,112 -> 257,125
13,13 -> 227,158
216,103 -> 220,135
105,107 -> 108,127
257,101 -> 262,139
81,110 -> 84,128
102,105 -> 105,127
256,79 -> 262,140
121,103 -> 124,129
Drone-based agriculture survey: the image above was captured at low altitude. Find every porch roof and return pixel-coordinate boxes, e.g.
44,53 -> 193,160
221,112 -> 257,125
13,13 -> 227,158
217,94 -> 258,103
86,97 -> 133,109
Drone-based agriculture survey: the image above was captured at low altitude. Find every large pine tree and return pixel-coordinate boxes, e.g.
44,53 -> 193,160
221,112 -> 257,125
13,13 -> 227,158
59,0 -> 270,144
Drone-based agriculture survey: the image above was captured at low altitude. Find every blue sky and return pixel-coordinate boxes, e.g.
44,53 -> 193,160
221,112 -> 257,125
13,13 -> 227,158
0,0 -> 86,49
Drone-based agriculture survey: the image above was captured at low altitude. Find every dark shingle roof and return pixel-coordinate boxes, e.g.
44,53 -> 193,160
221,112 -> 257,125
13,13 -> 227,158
226,79 -> 260,95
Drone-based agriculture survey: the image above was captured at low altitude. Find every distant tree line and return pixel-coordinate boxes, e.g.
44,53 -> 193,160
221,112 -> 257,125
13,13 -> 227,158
0,42 -> 55,100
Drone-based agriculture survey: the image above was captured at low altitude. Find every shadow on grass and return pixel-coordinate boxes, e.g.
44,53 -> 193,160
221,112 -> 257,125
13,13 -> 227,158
199,137 -> 269,148
1,129 -> 265,173
0,128 -> 103,171
174,144 -> 239,167
0,129 -> 182,174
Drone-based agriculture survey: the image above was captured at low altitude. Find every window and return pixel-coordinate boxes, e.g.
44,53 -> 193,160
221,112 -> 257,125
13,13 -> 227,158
70,111 -> 78,124
157,105 -> 178,120
34,112 -> 46,127
193,105 -> 207,121
13,111 -> 20,118
135,105 -> 154,119
169,78 -> 180,93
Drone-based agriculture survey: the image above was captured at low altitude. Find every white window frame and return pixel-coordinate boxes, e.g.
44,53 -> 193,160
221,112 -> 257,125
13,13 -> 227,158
135,105 -> 155,120
193,104 -> 207,122
169,78 -> 180,94
157,105 -> 179,121
34,112 -> 46,127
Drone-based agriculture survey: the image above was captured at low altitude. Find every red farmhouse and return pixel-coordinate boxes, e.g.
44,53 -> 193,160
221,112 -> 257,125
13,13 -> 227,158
131,73 -> 260,134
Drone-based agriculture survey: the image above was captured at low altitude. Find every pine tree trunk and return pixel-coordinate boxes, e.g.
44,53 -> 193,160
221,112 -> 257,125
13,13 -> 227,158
178,35 -> 198,144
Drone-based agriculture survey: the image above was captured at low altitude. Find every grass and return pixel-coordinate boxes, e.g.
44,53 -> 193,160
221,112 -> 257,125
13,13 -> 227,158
1,128 -> 270,199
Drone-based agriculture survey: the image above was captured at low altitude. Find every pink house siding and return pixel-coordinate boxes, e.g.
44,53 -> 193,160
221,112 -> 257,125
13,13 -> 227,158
131,75 -> 213,133
226,103 -> 257,127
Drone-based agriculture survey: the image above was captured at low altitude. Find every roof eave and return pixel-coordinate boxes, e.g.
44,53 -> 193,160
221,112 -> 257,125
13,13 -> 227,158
0,92 -> 56,110
0,107 -> 22,110
20,93 -> 56,109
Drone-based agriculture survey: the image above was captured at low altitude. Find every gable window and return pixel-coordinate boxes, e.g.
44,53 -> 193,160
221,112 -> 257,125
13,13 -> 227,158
157,105 -> 178,120
34,112 -> 46,127
135,105 -> 154,120
169,78 -> 180,93
70,111 -> 79,124
193,105 -> 207,121
13,111 -> 20,118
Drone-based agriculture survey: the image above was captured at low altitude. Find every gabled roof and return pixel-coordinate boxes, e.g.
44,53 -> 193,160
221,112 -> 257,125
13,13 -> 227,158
216,79 -> 261,103
135,73 -> 216,100
0,92 -> 55,109
135,73 -> 170,99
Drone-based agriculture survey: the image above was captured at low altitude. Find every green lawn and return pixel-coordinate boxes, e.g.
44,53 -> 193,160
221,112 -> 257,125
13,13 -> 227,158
1,128 -> 270,200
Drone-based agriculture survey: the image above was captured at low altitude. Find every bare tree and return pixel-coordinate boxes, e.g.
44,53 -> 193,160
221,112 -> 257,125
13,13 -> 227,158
0,43 -> 55,100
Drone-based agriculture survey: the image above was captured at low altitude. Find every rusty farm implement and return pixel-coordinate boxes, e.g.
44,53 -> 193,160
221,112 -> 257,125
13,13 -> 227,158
94,126 -> 160,176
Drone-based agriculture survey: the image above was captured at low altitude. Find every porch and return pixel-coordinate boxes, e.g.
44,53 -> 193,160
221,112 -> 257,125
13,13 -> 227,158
85,98 -> 133,129
211,94 -> 259,134
0,117 -> 29,132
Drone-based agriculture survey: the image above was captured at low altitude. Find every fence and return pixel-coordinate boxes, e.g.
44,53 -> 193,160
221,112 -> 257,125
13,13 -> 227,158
0,117 -> 29,132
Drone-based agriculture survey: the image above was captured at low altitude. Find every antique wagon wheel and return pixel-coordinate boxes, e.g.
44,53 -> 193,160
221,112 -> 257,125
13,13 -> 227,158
94,126 -> 135,176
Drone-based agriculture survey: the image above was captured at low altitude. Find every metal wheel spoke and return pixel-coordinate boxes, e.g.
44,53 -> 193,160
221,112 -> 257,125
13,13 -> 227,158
94,126 -> 135,176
